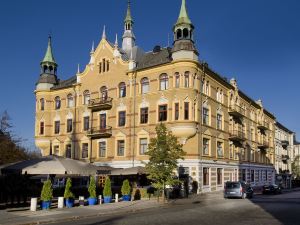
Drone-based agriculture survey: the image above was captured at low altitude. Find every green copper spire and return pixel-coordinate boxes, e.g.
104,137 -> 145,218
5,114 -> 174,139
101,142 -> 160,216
176,0 -> 192,26
124,0 -> 133,23
41,36 -> 56,64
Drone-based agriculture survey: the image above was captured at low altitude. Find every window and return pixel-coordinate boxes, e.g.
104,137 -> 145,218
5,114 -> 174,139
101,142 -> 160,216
158,105 -> 168,122
251,170 -> 255,182
201,79 -> 205,93
202,107 -> 209,125
203,138 -> 209,155
217,113 -> 222,130
99,141 -> 106,157
141,77 -> 149,94
184,72 -> 189,88
205,81 -> 210,95
67,119 -> 72,133
241,148 -> 246,160
53,145 -> 59,156
40,98 -> 45,111
100,114 -> 106,129
175,73 -> 180,88
107,60 -> 110,71
217,142 -> 223,157
217,168 -> 223,185
117,140 -> 125,156
118,111 -> 126,127
54,121 -> 60,134
251,128 -> 255,141
83,116 -> 89,131
140,107 -> 148,124
65,144 -> 71,158
251,149 -> 254,161
203,168 -> 209,186
159,74 -> 168,90
82,143 -> 88,158
174,103 -> 179,120
40,122 -> 44,135
55,96 -> 61,110
184,102 -> 189,120
100,86 -> 108,100
67,94 -> 74,107
139,138 -> 148,155
102,58 -> 106,72
242,169 -> 246,182
119,82 -> 126,98
83,90 -> 90,105
265,170 -> 268,181
230,144 -> 233,159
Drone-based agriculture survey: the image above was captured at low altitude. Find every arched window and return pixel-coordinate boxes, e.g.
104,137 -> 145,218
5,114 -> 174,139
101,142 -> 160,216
183,28 -> 189,39
100,86 -> 108,100
159,74 -> 168,90
40,98 -> 45,111
83,90 -> 90,105
55,96 -> 61,110
205,81 -> 210,95
141,77 -> 149,94
184,72 -> 189,88
176,29 -> 182,40
216,88 -> 220,102
67,94 -> 74,107
220,90 -> 223,103
119,82 -> 126,98
175,72 -> 180,88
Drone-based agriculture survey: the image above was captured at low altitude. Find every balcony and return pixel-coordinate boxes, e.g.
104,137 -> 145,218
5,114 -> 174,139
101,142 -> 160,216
228,104 -> 245,118
257,121 -> 269,131
281,140 -> 289,148
282,155 -> 290,163
229,130 -> 246,142
87,126 -> 112,139
258,139 -> 269,149
88,97 -> 113,111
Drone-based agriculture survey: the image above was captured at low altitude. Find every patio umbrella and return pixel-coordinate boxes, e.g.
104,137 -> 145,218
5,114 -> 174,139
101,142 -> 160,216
1,155 -> 102,175
110,166 -> 146,176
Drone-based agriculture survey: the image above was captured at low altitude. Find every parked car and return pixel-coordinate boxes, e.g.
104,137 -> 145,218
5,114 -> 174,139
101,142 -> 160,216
224,181 -> 253,199
262,184 -> 282,194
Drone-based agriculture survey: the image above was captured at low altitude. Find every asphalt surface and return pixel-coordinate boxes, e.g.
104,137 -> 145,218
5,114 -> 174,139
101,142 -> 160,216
46,190 -> 300,225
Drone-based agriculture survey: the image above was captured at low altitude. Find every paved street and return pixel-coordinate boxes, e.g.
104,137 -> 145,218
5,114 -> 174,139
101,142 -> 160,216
47,190 -> 300,225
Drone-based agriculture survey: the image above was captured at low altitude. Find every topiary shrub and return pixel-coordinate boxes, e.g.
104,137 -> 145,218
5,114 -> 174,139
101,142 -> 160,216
40,180 -> 53,201
88,176 -> 97,198
121,179 -> 131,196
103,177 -> 112,197
64,178 -> 74,199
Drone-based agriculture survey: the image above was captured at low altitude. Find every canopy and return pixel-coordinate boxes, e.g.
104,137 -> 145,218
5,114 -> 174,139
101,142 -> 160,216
1,155 -> 104,175
110,166 -> 146,176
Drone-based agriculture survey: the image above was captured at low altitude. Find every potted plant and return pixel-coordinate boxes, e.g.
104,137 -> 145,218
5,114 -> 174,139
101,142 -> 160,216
121,179 -> 131,201
64,178 -> 75,208
88,176 -> 97,205
40,180 -> 53,210
103,177 -> 112,203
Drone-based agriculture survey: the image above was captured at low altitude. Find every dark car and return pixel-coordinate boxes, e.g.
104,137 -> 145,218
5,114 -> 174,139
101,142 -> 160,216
224,181 -> 253,199
262,184 -> 282,194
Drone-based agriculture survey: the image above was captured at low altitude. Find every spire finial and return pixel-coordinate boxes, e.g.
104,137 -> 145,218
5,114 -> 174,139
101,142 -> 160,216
77,64 -> 80,74
125,0 -> 133,23
176,0 -> 192,26
91,41 -> 95,53
102,25 -> 106,40
115,33 -> 118,47
42,35 -> 56,64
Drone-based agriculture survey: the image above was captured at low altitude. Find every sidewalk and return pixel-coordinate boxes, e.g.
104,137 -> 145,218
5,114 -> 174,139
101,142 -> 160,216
0,200 -> 163,225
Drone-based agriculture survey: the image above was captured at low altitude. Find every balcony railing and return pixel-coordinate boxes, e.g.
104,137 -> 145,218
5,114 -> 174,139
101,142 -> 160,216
257,121 -> 269,130
229,130 -> 246,142
88,97 -> 113,111
228,104 -> 245,118
87,126 -> 112,139
257,139 -> 269,149
281,140 -> 289,148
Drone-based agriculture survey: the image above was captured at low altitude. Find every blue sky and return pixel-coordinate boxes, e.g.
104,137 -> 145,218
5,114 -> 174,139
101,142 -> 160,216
0,0 -> 299,148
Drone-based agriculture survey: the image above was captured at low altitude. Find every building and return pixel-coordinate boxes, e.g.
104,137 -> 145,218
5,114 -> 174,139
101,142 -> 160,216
34,0 -> 276,192
274,122 -> 294,188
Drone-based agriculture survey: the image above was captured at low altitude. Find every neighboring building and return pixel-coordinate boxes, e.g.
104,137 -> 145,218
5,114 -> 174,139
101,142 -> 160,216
34,0 -> 276,192
275,122 -> 294,188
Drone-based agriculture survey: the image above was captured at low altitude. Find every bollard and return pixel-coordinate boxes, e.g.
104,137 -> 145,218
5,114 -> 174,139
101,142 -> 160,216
115,193 -> 118,203
98,195 -> 102,205
58,197 -> 64,209
30,198 -> 37,211
79,196 -> 85,206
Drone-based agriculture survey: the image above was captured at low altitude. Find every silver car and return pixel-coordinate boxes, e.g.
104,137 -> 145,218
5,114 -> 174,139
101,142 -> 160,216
224,181 -> 253,199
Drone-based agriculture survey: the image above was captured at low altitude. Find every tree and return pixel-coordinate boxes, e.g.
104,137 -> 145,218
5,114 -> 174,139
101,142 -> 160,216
88,176 -> 97,199
40,180 -> 53,201
64,178 -> 74,199
103,177 -> 112,197
145,123 -> 185,203
121,179 -> 131,196
292,155 -> 300,179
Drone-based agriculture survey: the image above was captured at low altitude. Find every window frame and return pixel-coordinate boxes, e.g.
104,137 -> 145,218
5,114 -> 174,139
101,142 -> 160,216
65,144 -> 71,158
159,74 -> 168,91
139,138 -> 148,155
203,138 -> 210,155
40,98 -> 45,111
118,111 -> 126,127
202,107 -> 209,125
158,104 -> 168,122
184,72 -> 189,88
203,167 -> 209,186
55,96 -> 61,110
174,102 -> 179,120
99,141 -> 106,158
82,143 -> 89,159
119,82 -> 126,98
184,102 -> 189,120
141,77 -> 149,94
83,116 -> 90,131
67,119 -> 73,133
40,121 -> 44,135
117,140 -> 125,156
54,120 -> 60,134
140,107 -> 149,124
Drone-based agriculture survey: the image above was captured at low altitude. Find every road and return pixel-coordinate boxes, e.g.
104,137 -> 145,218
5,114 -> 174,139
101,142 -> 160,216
48,190 -> 300,225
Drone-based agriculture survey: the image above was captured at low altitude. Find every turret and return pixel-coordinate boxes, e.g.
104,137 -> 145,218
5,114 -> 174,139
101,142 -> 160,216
122,0 -> 136,53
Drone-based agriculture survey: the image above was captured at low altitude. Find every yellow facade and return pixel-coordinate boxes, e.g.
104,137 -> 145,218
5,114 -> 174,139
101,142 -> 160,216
34,0 -> 276,192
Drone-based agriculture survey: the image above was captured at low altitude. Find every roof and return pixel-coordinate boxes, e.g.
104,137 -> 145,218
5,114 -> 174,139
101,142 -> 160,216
41,36 -> 56,65
124,0 -> 133,23
175,0 -> 192,26
136,47 -> 172,70
276,122 -> 294,134
51,75 -> 77,90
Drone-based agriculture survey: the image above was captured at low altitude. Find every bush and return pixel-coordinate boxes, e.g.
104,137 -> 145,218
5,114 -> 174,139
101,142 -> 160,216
88,176 -> 97,198
121,179 -> 131,196
103,177 -> 112,197
64,178 -> 74,199
132,188 -> 149,200
40,180 -> 53,201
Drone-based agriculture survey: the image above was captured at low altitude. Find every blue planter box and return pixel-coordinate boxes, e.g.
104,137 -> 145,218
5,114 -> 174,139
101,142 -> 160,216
88,197 -> 97,205
103,196 -> 112,203
65,199 -> 74,208
41,201 -> 51,210
123,195 -> 131,201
